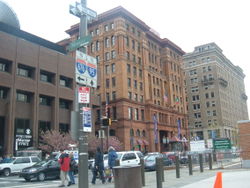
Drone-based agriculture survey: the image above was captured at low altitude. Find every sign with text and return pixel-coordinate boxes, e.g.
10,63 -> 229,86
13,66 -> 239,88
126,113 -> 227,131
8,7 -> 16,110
75,50 -> 97,88
15,128 -> 32,150
78,86 -> 90,103
190,140 -> 206,152
82,107 -> 92,132
213,138 -> 231,150
67,35 -> 91,52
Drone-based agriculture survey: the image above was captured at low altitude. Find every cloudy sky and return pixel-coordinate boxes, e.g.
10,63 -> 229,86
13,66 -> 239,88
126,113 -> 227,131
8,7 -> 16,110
4,0 -> 250,116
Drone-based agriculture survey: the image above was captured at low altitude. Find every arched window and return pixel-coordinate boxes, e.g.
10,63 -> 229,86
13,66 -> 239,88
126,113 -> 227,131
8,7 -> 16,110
105,37 -> 110,48
136,129 -> 140,137
91,43 -> 95,53
111,35 -> 116,46
142,130 -> 146,137
96,41 -> 100,51
130,129 -> 134,136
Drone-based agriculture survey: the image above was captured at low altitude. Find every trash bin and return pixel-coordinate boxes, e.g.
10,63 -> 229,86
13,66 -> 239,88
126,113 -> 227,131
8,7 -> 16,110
113,165 -> 142,188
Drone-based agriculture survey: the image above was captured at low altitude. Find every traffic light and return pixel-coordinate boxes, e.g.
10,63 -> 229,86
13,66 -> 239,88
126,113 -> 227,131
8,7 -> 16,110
102,118 -> 111,126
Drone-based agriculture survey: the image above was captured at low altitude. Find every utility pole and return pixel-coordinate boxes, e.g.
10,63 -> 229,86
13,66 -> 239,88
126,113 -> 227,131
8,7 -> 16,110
69,1 -> 97,188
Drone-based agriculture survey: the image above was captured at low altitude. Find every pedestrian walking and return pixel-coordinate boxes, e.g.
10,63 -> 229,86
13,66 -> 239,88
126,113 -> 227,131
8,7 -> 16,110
68,152 -> 76,186
58,149 -> 70,187
91,147 -> 105,184
107,146 -> 118,182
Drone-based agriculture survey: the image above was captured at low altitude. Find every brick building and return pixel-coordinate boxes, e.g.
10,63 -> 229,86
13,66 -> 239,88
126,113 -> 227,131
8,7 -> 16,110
0,17 -> 75,156
63,6 -> 188,152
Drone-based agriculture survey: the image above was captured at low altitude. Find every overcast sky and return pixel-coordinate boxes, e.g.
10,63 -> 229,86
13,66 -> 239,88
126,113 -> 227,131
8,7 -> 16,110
4,0 -> 250,117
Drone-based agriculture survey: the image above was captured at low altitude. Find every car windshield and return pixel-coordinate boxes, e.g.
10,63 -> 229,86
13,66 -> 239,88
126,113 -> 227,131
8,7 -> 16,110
145,155 -> 156,161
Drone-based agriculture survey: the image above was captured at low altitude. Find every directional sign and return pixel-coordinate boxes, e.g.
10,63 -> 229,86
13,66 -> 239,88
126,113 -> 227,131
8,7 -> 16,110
69,2 -> 97,19
67,35 -> 91,52
82,107 -> 92,132
213,138 -> 231,150
78,86 -> 90,103
75,50 -> 97,88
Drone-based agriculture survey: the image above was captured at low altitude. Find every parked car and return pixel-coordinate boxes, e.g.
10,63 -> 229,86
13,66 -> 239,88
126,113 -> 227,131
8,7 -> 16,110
117,151 -> 143,166
19,159 -> 61,181
0,156 -> 41,176
179,156 -> 189,164
144,152 -> 173,171
162,152 -> 177,162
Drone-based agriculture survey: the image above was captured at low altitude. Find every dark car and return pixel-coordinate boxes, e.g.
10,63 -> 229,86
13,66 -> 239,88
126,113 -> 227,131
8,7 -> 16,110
144,153 -> 173,171
19,159 -> 60,181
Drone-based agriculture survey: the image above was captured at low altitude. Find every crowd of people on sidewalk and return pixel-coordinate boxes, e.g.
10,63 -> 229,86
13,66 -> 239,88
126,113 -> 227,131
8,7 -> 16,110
57,146 -> 118,187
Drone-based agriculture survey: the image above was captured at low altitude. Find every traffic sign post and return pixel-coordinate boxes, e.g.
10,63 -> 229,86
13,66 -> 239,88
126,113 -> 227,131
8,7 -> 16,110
78,86 -> 90,103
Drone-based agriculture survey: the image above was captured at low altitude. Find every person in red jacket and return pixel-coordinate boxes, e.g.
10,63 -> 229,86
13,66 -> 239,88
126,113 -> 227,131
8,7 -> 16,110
58,149 -> 71,187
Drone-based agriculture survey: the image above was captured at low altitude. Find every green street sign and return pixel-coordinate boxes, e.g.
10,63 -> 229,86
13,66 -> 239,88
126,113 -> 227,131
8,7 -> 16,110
67,35 -> 92,51
213,138 -> 231,150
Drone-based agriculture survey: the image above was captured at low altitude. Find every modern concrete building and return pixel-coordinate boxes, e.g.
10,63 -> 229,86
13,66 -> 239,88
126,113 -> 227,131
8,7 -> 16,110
63,6 -> 188,152
183,43 -> 248,146
0,1 -> 75,156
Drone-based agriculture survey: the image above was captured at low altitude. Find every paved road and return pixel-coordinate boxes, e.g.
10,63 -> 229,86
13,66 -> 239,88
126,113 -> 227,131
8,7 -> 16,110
0,162 -> 247,188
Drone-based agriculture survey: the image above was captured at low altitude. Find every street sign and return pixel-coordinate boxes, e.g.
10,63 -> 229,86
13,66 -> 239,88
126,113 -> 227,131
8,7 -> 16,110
67,35 -> 91,52
78,86 -> 90,103
69,2 -> 97,19
82,107 -> 92,132
190,140 -> 206,152
213,138 -> 231,150
75,50 -> 97,88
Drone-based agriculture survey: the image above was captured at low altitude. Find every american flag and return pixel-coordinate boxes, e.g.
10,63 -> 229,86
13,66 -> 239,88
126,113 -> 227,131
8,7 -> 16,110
164,92 -> 168,102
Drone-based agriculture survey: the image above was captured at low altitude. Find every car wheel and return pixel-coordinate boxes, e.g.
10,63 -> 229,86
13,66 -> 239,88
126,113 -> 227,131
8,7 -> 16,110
38,172 -> 45,181
25,178 -> 31,182
3,168 -> 10,177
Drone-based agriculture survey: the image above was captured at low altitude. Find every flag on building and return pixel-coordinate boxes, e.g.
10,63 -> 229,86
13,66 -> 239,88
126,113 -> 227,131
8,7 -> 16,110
105,100 -> 109,117
175,97 -> 179,104
153,114 -> 158,144
164,92 -> 168,102
177,119 -> 181,139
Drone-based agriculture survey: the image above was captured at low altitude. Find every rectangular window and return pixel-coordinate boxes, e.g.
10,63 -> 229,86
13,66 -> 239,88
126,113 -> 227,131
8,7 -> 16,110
128,92 -> 132,100
135,108 -> 139,120
17,64 -> 33,78
95,28 -> 99,35
104,25 -> 109,32
59,123 -> 69,133
132,54 -> 136,63
139,82 -> 143,91
138,57 -> 142,65
59,99 -> 70,109
16,91 -> 31,103
128,107 -> 133,119
59,76 -> 72,88
105,52 -> 110,61
39,95 -> 52,106
140,95 -> 143,103
127,64 -> 131,73
15,118 -> 30,135
0,58 -> 11,72
112,77 -> 116,87
139,69 -> 142,78
40,70 -> 54,83
110,23 -> 114,29
96,56 -> 100,64
106,79 -> 110,88
39,121 -> 51,133
128,78 -> 131,87
105,65 -> 110,74
141,109 -> 144,121
133,67 -> 137,76
112,106 -> 117,120
134,93 -> 138,101
0,87 -> 8,99
126,51 -> 130,60
106,93 -> 110,103
111,63 -> 115,73
213,110 -> 217,116
111,50 -> 116,59
134,80 -> 137,89
112,91 -> 116,100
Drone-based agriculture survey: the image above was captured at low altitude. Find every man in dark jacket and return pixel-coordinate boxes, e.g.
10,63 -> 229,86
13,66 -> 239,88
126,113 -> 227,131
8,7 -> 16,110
91,147 -> 105,184
108,146 -> 118,182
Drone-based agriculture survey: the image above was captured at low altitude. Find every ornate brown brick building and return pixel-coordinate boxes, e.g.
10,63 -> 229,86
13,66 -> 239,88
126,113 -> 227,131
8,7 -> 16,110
64,6 -> 188,152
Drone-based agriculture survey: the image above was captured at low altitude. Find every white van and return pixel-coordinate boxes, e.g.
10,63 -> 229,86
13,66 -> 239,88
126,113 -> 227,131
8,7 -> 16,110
117,151 -> 143,166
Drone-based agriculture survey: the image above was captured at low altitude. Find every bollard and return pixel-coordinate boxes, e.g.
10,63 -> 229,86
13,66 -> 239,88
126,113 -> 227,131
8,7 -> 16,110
208,153 -> 212,170
199,154 -> 203,173
140,158 -> 145,186
156,157 -> 162,188
175,155 -> 180,178
213,151 -> 217,162
188,155 -> 193,175
115,159 -> 120,166
161,158 -> 165,182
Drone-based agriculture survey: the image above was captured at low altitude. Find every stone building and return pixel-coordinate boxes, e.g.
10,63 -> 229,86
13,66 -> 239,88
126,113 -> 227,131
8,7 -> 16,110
183,43 -> 248,146
63,6 -> 188,152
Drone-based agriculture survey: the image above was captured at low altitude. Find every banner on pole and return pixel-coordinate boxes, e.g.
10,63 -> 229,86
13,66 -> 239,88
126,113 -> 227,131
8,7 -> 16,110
82,107 -> 92,132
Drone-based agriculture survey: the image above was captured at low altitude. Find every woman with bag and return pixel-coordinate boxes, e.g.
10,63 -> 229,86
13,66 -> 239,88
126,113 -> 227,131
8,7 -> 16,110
107,146 -> 118,183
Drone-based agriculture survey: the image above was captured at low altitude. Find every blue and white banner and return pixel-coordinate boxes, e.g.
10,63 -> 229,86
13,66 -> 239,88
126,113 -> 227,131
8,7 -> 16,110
177,119 -> 181,139
82,107 -> 92,132
153,114 -> 158,144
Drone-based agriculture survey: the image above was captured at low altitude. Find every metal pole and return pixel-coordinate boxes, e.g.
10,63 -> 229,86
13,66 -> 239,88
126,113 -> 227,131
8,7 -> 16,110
188,155 -> 193,175
156,157 -> 162,188
175,155 -> 180,178
199,154 -> 203,173
140,158 -> 145,186
161,158 -> 164,182
208,153 -> 212,170
78,1 -> 88,188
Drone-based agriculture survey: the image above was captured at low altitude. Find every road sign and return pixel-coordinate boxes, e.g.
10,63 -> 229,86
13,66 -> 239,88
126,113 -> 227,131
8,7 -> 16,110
213,138 -> 231,150
78,86 -> 90,103
75,50 -> 97,88
67,35 -> 91,52
82,107 -> 92,132
69,2 -> 97,19
190,140 -> 206,152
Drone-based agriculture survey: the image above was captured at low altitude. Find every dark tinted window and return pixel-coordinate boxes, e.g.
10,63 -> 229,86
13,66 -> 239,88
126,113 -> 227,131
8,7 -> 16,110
31,157 -> 40,163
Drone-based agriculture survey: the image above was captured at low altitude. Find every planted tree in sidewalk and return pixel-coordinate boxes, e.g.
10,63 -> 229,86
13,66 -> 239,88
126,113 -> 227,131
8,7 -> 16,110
39,129 -> 77,154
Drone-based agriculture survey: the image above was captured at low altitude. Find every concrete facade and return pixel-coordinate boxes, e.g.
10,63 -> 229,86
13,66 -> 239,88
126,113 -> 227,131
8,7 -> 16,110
63,6 -> 188,152
183,43 -> 248,146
